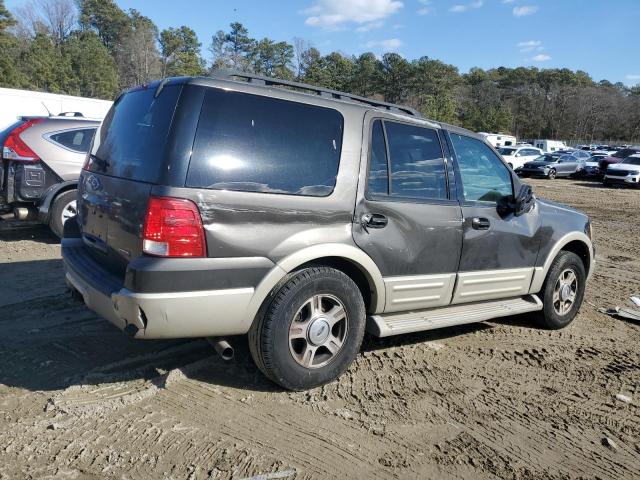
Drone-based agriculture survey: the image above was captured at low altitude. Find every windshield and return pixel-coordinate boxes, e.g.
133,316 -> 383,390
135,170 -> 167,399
86,84 -> 181,183
499,148 -> 516,155
612,149 -> 637,159
534,155 -> 556,162
621,157 -> 640,166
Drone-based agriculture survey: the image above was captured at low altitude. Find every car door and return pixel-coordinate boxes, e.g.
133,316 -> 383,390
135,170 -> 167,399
446,132 -> 543,304
558,156 -> 576,175
353,116 -> 463,313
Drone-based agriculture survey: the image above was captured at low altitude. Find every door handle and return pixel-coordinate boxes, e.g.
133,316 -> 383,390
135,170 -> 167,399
471,217 -> 491,230
361,213 -> 388,230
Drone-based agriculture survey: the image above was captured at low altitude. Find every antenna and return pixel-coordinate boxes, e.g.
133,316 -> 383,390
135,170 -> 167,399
41,101 -> 53,117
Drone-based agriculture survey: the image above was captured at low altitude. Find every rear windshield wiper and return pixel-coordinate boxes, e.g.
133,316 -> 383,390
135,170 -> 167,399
89,154 -> 109,171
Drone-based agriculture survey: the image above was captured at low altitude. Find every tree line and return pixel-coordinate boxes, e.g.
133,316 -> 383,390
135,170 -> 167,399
1,0 -> 639,143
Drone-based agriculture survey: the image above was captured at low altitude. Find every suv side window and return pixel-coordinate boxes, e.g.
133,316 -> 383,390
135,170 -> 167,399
49,128 -> 96,153
367,120 -> 448,201
187,88 -> 344,197
449,133 -> 513,203
367,120 -> 389,196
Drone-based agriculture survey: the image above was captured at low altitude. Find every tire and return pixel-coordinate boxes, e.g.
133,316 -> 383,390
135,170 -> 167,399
547,168 -> 557,180
249,266 -> 366,391
49,190 -> 77,238
535,251 -> 586,329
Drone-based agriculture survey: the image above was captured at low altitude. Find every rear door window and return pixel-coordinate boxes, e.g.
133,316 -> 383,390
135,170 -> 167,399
86,84 -> 181,183
187,89 -> 343,197
49,128 -> 96,153
385,121 -> 448,200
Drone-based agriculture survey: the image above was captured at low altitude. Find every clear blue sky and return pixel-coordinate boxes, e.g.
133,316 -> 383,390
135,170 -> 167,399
8,0 -> 640,85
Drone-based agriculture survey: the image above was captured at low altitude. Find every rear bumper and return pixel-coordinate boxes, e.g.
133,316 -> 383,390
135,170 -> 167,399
62,238 -> 260,339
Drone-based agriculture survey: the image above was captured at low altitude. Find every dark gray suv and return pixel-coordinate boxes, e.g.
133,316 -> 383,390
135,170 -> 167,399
62,74 -> 595,390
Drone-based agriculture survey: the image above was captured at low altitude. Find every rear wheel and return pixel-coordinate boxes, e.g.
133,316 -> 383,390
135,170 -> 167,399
249,267 -> 366,390
49,190 -> 77,238
535,251 -> 586,329
547,168 -> 557,180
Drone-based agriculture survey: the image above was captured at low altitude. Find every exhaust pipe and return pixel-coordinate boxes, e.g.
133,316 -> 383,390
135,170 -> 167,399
14,207 -> 36,221
207,338 -> 234,361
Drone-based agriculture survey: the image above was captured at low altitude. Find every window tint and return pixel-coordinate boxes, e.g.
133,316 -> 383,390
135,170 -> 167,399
367,120 -> 389,195
49,128 -> 96,153
450,134 -> 513,203
87,84 -> 181,183
384,122 -> 447,200
187,89 -> 343,196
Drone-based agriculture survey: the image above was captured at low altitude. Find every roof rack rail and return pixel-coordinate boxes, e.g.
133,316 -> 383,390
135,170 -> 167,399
210,70 -> 423,118
57,112 -> 84,117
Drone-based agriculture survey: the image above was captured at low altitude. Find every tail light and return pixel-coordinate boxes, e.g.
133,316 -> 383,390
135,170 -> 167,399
2,118 -> 44,162
142,196 -> 206,257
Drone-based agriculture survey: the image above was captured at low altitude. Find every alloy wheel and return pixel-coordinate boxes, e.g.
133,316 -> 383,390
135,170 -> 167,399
288,294 -> 348,369
552,268 -> 578,316
61,200 -> 77,225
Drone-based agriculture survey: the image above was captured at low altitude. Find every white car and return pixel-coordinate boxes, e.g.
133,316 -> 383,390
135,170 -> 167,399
603,155 -> 640,188
498,146 -> 544,171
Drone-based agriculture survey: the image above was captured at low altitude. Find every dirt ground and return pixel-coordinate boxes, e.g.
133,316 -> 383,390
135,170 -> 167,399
0,178 -> 638,480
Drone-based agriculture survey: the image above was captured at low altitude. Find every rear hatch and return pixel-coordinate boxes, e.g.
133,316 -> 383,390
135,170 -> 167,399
78,83 -> 182,275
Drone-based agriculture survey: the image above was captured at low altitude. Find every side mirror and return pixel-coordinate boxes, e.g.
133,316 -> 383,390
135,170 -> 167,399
497,184 -> 535,217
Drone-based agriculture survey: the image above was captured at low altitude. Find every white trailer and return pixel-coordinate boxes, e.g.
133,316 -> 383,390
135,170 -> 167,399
479,132 -> 517,148
0,88 -> 112,131
533,139 -> 568,152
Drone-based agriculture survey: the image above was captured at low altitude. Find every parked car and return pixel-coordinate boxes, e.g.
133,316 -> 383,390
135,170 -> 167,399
62,74 -> 594,390
1,115 -> 100,236
498,146 -> 543,170
582,154 -> 607,177
603,154 -> 640,188
519,154 -> 586,179
569,150 -> 592,161
598,146 -> 640,173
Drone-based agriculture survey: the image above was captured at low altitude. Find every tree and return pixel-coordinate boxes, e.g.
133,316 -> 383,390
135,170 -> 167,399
78,0 -> 129,54
34,0 -> 78,45
116,9 -> 161,87
251,38 -> 294,79
160,26 -> 205,77
380,53 -> 412,103
62,30 -> 117,98
19,31 -> 71,92
0,0 -> 26,87
210,22 -> 254,72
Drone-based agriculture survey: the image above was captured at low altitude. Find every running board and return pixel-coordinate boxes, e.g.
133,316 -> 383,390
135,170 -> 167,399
367,295 -> 543,337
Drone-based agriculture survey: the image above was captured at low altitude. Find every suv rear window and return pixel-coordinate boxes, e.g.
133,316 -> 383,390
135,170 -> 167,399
86,84 -> 181,183
186,89 -> 343,196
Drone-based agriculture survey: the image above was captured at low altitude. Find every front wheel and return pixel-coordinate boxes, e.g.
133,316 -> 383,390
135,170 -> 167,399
547,168 -> 557,180
249,267 -> 366,390
535,251 -> 586,329
49,190 -> 77,238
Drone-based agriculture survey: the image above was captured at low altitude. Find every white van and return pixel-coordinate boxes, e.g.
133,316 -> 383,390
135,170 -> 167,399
533,139 -> 567,153
479,132 -> 517,148
0,88 -> 112,132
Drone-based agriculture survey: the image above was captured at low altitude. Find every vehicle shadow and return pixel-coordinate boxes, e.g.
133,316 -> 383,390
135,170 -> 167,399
0,258 -> 543,395
573,181 -> 608,189
0,219 -> 59,244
